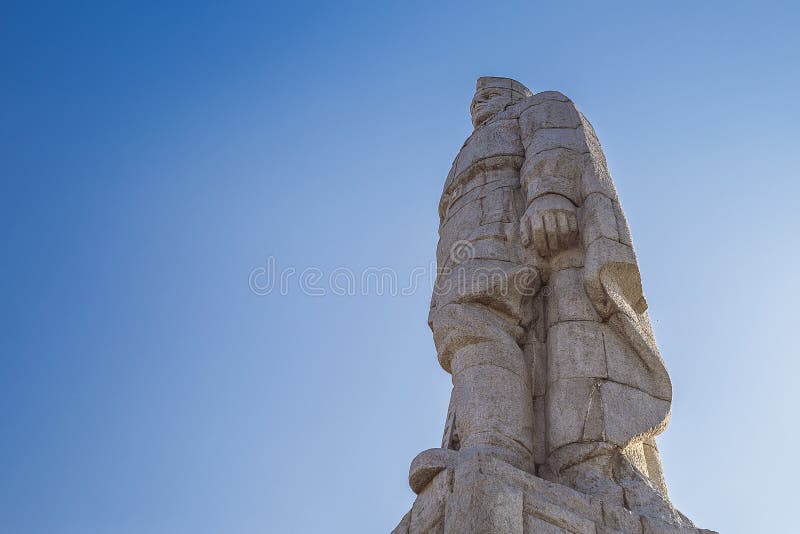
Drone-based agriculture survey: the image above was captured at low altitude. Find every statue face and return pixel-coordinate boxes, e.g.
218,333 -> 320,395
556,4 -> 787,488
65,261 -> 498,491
470,88 -> 512,128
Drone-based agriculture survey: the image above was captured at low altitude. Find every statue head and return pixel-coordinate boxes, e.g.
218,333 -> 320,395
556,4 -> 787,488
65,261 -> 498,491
470,77 -> 532,128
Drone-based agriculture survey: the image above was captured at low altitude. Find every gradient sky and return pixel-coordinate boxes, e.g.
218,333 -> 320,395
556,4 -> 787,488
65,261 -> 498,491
2,2 -> 799,533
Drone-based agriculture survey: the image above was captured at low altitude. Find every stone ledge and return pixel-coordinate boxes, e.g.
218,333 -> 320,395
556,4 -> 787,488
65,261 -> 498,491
392,451 -> 716,534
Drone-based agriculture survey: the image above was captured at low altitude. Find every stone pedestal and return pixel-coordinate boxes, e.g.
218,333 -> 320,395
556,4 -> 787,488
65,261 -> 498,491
392,451 -> 716,534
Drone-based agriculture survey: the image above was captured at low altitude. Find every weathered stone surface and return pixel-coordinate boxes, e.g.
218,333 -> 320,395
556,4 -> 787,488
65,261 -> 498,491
640,515 -> 698,534
520,148 -> 583,206
601,381 -> 670,447
545,267 -> 602,328
447,454 -> 524,534
581,192 -> 621,247
623,441 -> 650,480
525,127 -> 587,157
524,492 -> 597,534
531,394 -> 547,465
524,515 -> 570,534
642,438 -> 668,497
453,119 -> 524,179
518,97 -> 582,132
547,444 -> 626,507
546,377 -> 603,449
452,354 -> 535,457
546,321 -> 607,383
409,448 -> 458,494
390,76 -> 715,533
604,324 -> 672,401
410,468 -> 452,534
603,502 -> 644,533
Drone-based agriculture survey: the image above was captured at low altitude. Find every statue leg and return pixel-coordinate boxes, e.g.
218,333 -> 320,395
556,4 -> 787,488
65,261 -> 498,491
432,302 -> 535,473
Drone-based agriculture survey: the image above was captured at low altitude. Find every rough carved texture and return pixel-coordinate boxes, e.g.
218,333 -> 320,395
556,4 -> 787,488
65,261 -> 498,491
394,77 -> 715,533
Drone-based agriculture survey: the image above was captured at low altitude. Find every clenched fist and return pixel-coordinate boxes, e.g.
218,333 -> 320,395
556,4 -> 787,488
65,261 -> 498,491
520,194 -> 579,257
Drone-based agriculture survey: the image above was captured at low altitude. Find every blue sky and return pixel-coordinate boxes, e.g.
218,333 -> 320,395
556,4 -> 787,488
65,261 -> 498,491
2,2 -> 798,533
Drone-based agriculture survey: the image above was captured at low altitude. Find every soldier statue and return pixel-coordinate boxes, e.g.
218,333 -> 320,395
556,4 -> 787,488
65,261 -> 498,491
410,77 -> 677,520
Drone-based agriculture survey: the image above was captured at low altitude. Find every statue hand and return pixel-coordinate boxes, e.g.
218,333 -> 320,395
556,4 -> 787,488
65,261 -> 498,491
520,194 -> 578,256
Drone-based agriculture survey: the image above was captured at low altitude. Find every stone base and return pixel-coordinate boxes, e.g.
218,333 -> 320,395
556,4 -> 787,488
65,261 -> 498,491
392,450 -> 716,534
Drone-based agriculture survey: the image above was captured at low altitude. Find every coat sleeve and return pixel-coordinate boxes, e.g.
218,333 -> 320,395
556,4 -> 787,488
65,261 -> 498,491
518,91 -> 671,402
517,91 -> 585,209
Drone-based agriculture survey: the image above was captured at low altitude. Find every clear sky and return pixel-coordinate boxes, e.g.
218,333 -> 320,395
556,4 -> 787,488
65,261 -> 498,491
2,2 -> 799,533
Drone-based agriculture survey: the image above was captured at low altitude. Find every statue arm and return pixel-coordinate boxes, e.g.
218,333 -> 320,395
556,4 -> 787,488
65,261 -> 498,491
516,93 -> 585,257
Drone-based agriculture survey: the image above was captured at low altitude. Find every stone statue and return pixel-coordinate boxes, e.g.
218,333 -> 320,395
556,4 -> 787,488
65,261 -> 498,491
392,78 -> 716,534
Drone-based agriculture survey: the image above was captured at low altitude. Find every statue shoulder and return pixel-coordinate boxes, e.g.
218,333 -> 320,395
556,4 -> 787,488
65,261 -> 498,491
474,92 -> 578,125
532,90 -> 571,102
440,139 -> 468,214
517,91 -> 577,114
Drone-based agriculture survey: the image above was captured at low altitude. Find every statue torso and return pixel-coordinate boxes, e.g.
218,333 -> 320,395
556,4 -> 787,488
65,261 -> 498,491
432,115 -> 533,316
